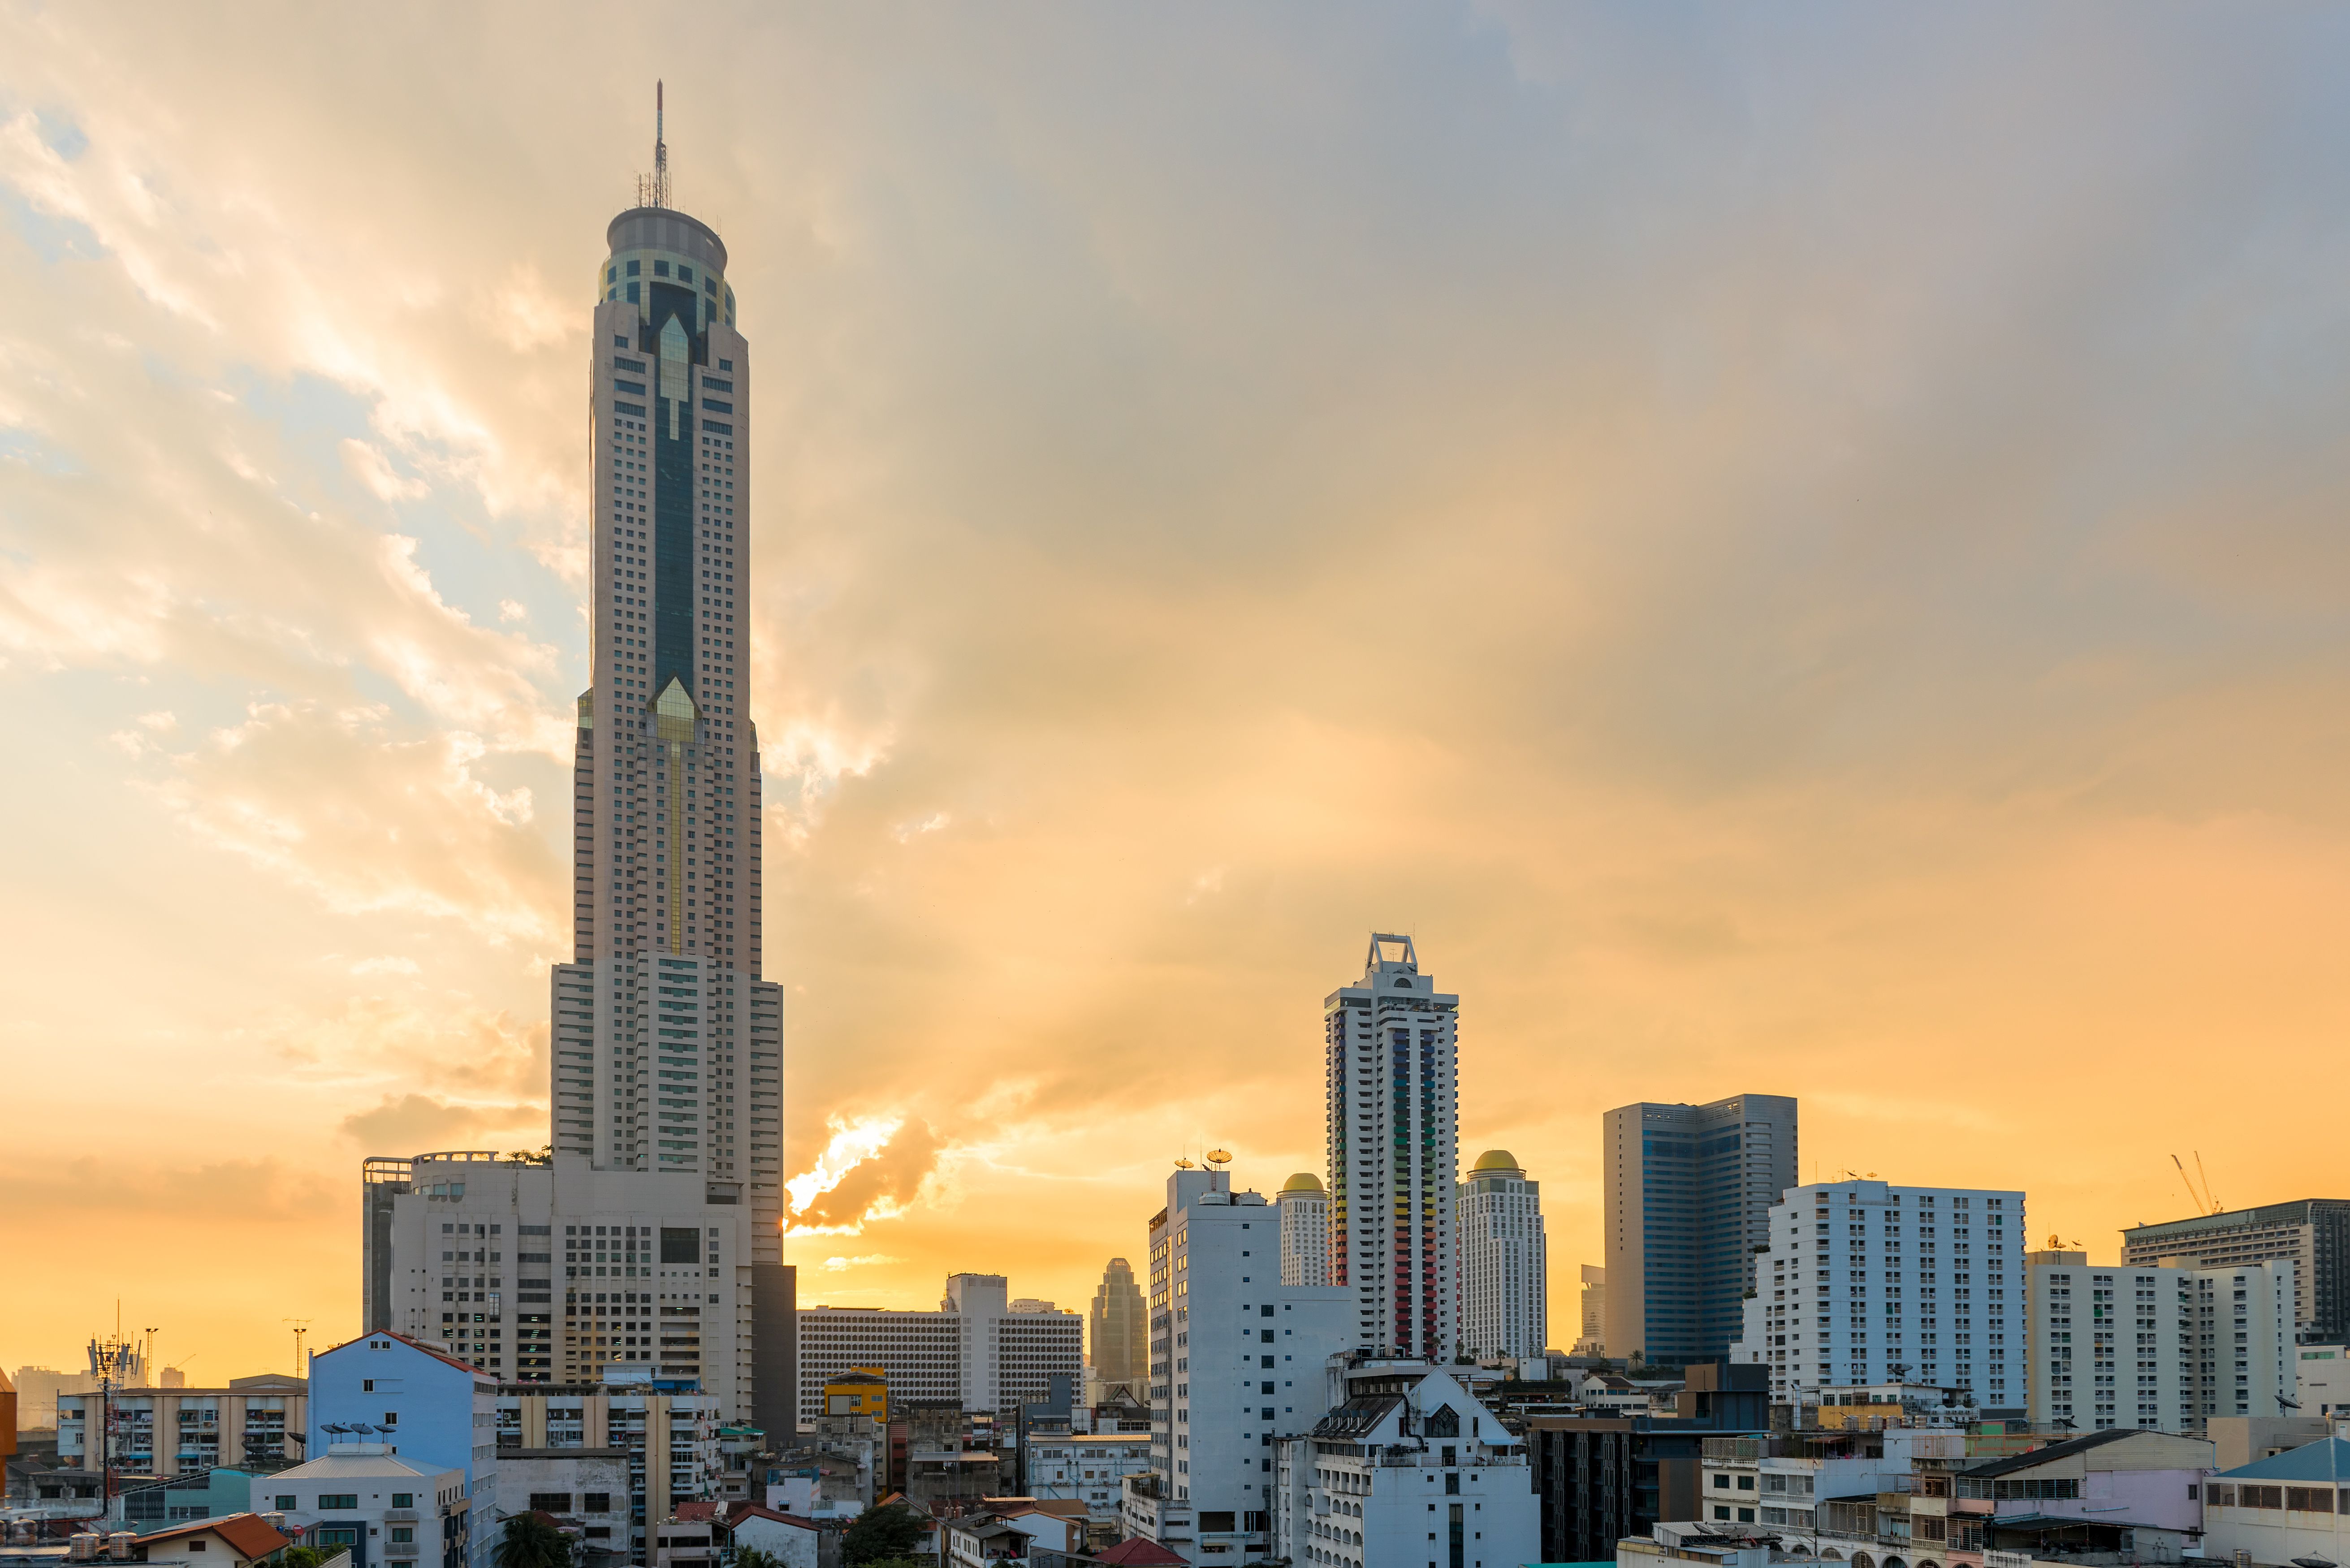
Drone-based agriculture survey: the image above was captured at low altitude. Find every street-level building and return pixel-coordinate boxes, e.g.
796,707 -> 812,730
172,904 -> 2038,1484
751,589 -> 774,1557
254,1444 -> 467,1568
2202,1436 -> 2350,1567
2122,1200 -> 2350,1343
1324,934 -> 1459,1358
1020,1430 -> 1153,1524
2024,1250 -> 2295,1433
1603,1095 -> 1797,1367
1456,1150 -> 1547,1362
1122,1162 -> 1354,1567
1270,1355 -> 1538,1568
1732,1179 -> 2025,1411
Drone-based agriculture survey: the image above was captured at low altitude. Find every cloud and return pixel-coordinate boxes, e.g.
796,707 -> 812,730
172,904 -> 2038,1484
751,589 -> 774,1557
341,1094 -> 501,1152
786,1117 -> 945,1237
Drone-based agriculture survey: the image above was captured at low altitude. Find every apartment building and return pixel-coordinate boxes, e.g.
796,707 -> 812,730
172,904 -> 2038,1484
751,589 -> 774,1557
2121,1200 -> 2350,1343
2024,1250 -> 2295,1433
254,1444 -> 468,1568
56,1377 -> 307,1480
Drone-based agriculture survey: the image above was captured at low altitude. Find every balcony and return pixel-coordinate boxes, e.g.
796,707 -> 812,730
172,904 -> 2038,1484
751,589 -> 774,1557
384,1542 -> 421,1560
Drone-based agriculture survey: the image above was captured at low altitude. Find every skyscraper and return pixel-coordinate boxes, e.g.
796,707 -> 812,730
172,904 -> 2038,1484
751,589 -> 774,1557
1603,1094 -> 1796,1365
1457,1149 -> 1548,1361
1324,933 -> 1459,1358
1089,1257 -> 1147,1402
365,95 -> 794,1438
1277,1173 -> 1330,1287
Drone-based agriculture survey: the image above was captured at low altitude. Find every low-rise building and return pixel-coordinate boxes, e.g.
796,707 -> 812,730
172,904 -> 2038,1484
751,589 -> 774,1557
58,1378 -> 307,1478
1270,1356 -> 1539,1568
717,1503 -> 822,1568
254,1444 -> 467,1568
1019,1430 -> 1152,1524
942,1503 -> 1086,1568
2296,1345 -> 2350,1417
2201,1437 -> 2350,1568
94,1513 -> 290,1568
487,1448 -> 630,1559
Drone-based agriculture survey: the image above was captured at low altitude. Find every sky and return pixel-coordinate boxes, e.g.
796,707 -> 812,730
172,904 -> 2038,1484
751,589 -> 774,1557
7,2 -> 2350,1383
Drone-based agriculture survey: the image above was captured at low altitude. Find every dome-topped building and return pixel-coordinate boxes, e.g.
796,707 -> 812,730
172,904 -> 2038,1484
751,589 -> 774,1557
1471,1149 -> 1522,1175
1279,1170 -> 1331,1287
1281,1171 -> 1325,1193
1460,1149 -> 1548,1361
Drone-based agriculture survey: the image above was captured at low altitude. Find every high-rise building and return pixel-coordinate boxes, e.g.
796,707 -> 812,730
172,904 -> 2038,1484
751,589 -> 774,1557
1732,1179 -> 2026,1410
1124,1162 -> 1352,1566
1603,1094 -> 1797,1365
1457,1149 -> 1548,1361
364,97 -> 793,1438
2023,1250 -> 2295,1434
1276,1174 -> 1329,1288
2121,1200 -> 2350,1343
1576,1263 -> 1607,1353
1323,933 -> 1458,1358
795,1274 -> 1083,1421
1090,1259 -> 1147,1402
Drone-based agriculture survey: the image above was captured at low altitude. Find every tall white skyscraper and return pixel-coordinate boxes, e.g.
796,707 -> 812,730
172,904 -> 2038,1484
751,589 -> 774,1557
1457,1149 -> 1548,1360
367,95 -> 795,1438
1277,1173 -> 1329,1288
1323,933 -> 1458,1358
1732,1179 -> 2026,1410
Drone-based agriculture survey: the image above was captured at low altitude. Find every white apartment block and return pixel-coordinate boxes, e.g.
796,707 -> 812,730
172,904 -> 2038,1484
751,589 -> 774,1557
1279,1174 -> 1331,1288
1733,1179 -> 2026,1409
1456,1150 -> 1547,1361
1324,934 -> 1458,1358
254,1445 -> 467,1568
1270,1357 -> 1538,1568
795,1274 -> 1082,1420
2025,1251 -> 2294,1433
1124,1164 -> 1355,1567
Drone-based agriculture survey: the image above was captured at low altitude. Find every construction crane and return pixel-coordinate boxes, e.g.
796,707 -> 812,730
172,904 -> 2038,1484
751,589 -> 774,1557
2171,1153 -> 2225,1216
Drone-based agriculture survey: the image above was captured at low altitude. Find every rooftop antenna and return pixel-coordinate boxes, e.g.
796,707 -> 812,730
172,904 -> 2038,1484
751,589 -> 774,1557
639,81 -> 671,210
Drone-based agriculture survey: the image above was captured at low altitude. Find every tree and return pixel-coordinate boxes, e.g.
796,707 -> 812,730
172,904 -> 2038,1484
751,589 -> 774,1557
734,1550 -> 785,1568
840,1503 -> 929,1566
494,1515 -> 574,1568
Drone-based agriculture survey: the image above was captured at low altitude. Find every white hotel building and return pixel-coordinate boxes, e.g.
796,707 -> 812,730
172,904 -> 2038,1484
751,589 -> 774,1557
1732,1179 -> 2026,1411
796,1274 -> 1081,1420
1456,1150 -> 1547,1362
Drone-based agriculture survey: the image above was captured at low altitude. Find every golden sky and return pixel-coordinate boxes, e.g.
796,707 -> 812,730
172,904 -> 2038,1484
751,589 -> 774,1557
7,4 -> 2350,1382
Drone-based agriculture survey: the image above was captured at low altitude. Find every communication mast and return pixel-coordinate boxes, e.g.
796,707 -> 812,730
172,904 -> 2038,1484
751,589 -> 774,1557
86,1309 -> 146,1511
637,81 -> 671,210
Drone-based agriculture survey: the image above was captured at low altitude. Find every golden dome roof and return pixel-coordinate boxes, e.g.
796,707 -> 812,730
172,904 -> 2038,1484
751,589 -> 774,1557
1471,1149 -> 1522,1174
1280,1171 -> 1325,1194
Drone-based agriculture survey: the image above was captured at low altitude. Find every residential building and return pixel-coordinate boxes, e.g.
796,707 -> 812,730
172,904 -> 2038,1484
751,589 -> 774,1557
1270,1355 -> 1538,1568
57,1378 -> 307,1480
2122,1200 -> 2350,1343
488,1448 -> 631,1557
795,1274 -> 1082,1421
95,1514 -> 291,1568
901,1402 -> 1010,1510
2209,1416 -> 2333,1472
1521,1361 -> 1774,1560
1603,1095 -> 1797,1368
1020,1429 -> 1153,1525
942,1504 -> 1086,1568
819,1369 -> 887,1421
2298,1345 -> 2350,1416
11,1367 -> 94,1430
363,95 -> 794,1442
1576,1265 -> 1605,1355
1123,1162 -> 1355,1566
1278,1175 -> 1330,1289
120,1469 -> 267,1532
2203,1438 -> 2350,1568
308,1334 -> 492,1509
717,1503 -> 821,1568
490,1379 -> 721,1567
1090,1260 -> 1148,1404
1324,933 -> 1459,1358
2024,1251 -> 2295,1433
253,1443 -> 467,1568
1457,1150 -> 1548,1361
1732,1179 -> 2025,1411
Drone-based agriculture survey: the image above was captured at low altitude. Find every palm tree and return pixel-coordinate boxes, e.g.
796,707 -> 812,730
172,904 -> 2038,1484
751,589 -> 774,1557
495,1514 -> 574,1568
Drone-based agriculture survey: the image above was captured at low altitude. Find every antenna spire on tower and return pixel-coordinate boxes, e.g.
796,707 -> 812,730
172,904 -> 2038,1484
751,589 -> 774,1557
639,80 -> 672,210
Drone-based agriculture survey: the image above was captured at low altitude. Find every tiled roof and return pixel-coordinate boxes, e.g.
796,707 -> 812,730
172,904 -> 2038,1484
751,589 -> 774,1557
1092,1539 -> 1188,1567
720,1505 -> 819,1532
313,1329 -> 482,1378
2219,1438 -> 2350,1482
138,1514 -> 291,1560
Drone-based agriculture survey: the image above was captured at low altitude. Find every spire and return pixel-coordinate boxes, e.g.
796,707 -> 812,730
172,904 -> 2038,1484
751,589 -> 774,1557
639,80 -> 672,210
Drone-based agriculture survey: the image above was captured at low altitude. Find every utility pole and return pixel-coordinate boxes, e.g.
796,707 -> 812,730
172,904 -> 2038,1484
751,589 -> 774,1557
284,1319 -> 313,1376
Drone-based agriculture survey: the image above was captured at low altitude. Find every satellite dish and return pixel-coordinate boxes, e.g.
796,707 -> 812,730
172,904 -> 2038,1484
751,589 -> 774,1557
1206,1149 -> 1233,1166
1174,1159 -> 1196,1170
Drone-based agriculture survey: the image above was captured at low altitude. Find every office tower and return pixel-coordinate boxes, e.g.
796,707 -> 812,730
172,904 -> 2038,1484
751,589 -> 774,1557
1732,1179 -> 2025,1409
1323,933 -> 1459,1357
2024,1251 -> 2295,1434
366,100 -> 791,1434
1090,1258 -> 1148,1401
1124,1161 -> 1352,1564
795,1274 -> 1083,1421
1603,1094 -> 1797,1365
1577,1264 -> 1607,1353
1457,1149 -> 1549,1361
2121,1200 -> 2350,1342
1277,1174 -> 1330,1288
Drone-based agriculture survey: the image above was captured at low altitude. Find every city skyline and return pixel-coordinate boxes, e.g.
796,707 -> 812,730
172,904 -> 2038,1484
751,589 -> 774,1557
13,7 -> 2350,1382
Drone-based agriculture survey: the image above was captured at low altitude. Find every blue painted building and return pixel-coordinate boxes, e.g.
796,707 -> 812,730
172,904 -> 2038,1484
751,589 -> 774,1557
309,1333 -> 496,1568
